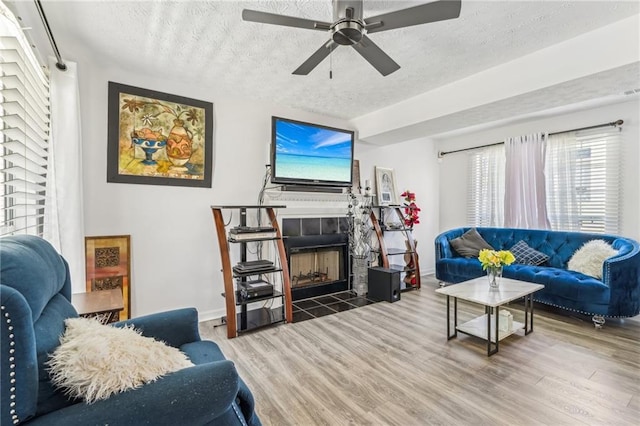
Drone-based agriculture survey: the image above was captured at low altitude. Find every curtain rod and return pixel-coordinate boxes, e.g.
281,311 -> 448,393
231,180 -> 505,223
34,0 -> 66,71
438,119 -> 624,158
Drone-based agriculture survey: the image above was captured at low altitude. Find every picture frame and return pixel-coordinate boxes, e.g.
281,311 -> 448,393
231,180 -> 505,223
107,82 -> 213,187
375,166 -> 399,205
85,235 -> 131,321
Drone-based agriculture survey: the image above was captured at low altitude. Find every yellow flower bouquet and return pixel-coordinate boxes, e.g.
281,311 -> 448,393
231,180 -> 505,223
478,249 -> 515,270
478,249 -> 515,288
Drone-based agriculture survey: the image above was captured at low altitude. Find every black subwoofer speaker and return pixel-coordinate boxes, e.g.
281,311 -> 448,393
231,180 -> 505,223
367,267 -> 401,303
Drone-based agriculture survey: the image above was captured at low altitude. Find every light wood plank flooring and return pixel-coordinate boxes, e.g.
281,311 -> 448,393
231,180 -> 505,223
200,276 -> 640,425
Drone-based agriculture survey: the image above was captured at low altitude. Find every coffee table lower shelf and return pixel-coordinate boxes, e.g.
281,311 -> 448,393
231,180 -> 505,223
435,277 -> 544,356
457,314 -> 524,344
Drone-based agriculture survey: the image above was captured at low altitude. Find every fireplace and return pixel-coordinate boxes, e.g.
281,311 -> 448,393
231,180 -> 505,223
282,217 -> 350,300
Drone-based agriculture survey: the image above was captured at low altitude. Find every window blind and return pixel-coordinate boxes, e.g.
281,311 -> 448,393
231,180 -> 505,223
0,11 -> 50,237
546,127 -> 622,234
466,126 -> 621,234
467,144 -> 505,227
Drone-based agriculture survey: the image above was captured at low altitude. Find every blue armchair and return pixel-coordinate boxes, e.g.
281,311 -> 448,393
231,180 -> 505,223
0,235 -> 261,425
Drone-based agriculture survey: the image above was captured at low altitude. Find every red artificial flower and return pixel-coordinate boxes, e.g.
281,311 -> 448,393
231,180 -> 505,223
401,190 -> 421,227
401,190 -> 416,202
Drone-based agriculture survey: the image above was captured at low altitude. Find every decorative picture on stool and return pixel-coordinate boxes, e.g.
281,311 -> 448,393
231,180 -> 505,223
85,235 -> 131,320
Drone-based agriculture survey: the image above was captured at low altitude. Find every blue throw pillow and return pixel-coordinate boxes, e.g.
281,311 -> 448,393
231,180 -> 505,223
509,240 -> 549,266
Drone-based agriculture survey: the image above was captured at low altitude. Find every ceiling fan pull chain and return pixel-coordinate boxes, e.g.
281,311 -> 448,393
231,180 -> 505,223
329,44 -> 333,79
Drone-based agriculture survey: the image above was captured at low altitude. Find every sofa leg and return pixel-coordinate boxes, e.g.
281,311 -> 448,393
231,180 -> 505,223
592,315 -> 605,329
438,281 -> 446,287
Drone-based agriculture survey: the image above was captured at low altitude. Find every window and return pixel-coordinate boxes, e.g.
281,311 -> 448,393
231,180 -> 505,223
0,9 -> 50,237
467,127 -> 621,234
546,128 -> 621,233
467,145 -> 505,227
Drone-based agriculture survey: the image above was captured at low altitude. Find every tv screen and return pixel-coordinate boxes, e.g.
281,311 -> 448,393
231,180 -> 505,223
271,116 -> 354,188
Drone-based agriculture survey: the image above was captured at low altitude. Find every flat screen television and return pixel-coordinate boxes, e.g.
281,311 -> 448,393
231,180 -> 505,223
270,116 -> 355,189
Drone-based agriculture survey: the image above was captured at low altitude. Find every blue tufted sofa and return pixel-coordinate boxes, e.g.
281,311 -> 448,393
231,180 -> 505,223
435,227 -> 640,325
0,235 -> 261,425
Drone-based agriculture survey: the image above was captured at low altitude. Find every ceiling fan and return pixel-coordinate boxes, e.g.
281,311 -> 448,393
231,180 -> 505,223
242,0 -> 461,76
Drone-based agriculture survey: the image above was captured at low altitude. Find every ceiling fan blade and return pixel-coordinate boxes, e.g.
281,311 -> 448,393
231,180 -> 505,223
351,35 -> 400,76
242,9 -> 331,31
293,41 -> 338,75
365,0 -> 461,34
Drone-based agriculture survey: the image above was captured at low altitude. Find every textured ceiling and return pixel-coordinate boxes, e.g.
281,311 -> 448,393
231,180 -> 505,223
9,0 -> 640,125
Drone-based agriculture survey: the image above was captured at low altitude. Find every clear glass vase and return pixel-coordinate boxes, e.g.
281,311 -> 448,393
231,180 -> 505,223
487,265 -> 503,289
352,256 -> 369,296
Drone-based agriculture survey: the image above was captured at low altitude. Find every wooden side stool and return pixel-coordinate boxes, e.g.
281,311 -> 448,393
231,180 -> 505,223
72,288 -> 124,324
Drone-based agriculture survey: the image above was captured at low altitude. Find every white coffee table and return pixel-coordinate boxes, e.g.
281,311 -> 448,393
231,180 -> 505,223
435,277 -> 544,356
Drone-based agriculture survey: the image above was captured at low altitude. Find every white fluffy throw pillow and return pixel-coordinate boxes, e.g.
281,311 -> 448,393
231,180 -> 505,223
567,239 -> 618,279
48,317 -> 194,403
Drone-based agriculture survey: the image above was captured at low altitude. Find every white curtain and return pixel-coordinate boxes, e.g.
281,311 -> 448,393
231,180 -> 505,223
545,132 -> 580,231
44,58 -> 85,292
504,133 -> 551,229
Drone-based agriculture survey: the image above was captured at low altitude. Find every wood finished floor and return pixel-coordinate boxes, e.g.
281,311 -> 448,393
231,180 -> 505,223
200,276 -> 640,425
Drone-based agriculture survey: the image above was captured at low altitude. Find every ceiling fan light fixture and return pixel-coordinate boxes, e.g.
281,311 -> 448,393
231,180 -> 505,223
332,20 -> 364,45
242,0 -> 462,76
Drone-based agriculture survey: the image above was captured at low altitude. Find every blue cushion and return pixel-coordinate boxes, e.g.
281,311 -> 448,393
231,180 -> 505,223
181,340 -> 227,365
509,240 -> 549,266
34,296 -> 79,416
0,235 -> 70,321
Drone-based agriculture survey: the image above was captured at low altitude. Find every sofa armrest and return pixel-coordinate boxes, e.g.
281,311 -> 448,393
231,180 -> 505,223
27,361 -> 239,426
0,286 -> 38,426
236,377 -> 258,425
603,239 -> 640,317
114,307 -> 201,348
435,228 -> 466,261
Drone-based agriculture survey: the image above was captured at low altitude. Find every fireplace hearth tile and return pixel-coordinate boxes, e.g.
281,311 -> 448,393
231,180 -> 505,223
331,291 -> 358,300
326,301 -> 357,312
291,290 -> 379,323
293,299 -> 322,310
314,295 -> 342,305
345,297 -> 376,307
293,310 -> 315,322
305,305 -> 339,318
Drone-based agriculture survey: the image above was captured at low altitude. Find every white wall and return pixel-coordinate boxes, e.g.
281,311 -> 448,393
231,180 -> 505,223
436,98 -> 640,240
76,60 -> 353,320
357,137 -> 440,275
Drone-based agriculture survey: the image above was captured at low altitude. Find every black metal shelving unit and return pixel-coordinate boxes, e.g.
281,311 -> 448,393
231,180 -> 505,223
211,205 -> 291,338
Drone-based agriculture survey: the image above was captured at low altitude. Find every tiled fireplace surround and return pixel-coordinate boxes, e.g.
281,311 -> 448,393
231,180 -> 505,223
265,191 -> 376,322
282,216 -> 350,300
282,216 -> 376,322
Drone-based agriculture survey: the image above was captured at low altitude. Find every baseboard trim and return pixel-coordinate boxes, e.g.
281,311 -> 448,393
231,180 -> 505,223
198,307 -> 226,323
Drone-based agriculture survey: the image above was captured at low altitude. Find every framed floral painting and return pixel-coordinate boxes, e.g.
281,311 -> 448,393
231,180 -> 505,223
107,82 -> 213,187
